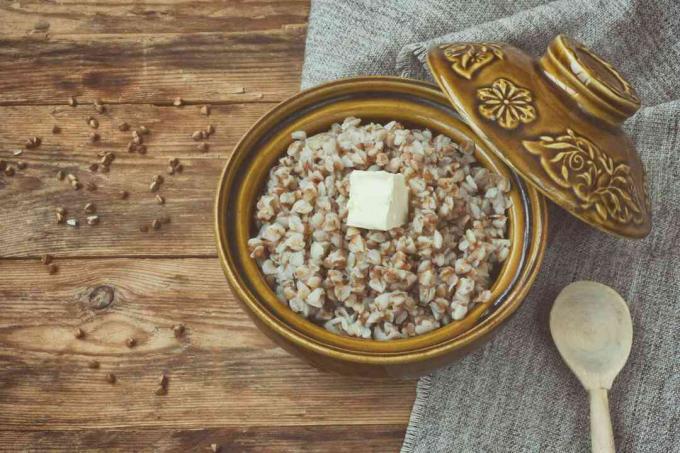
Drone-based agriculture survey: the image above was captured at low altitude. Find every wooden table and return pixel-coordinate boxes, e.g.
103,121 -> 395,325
0,2 -> 415,451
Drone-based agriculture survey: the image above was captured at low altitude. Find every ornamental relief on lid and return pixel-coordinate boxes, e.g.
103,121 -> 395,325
522,129 -> 645,225
477,78 -> 537,130
440,43 -> 504,80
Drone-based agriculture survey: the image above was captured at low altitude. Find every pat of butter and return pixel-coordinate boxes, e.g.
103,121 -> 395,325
347,170 -> 409,231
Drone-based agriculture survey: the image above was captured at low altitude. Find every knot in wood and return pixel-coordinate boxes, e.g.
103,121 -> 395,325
88,285 -> 114,309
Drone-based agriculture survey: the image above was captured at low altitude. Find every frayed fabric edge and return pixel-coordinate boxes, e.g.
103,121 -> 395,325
400,374 -> 434,453
395,41 -> 435,81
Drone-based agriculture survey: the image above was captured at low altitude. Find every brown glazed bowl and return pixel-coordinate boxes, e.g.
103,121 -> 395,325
215,77 -> 547,378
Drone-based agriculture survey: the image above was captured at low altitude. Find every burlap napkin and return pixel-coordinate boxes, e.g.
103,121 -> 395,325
302,1 -> 679,451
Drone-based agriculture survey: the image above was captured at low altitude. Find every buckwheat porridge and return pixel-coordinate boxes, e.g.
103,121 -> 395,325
247,117 -> 512,340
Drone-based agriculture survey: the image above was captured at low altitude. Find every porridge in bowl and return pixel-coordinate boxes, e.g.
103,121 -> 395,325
247,117 -> 512,340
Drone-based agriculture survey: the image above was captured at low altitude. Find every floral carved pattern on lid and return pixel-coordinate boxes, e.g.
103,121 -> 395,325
522,129 -> 645,225
477,78 -> 537,130
440,43 -> 504,80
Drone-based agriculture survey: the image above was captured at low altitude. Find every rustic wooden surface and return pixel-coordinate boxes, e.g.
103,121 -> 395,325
0,2 -> 415,452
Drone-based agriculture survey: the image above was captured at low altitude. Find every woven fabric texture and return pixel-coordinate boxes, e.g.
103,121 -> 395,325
301,1 -> 680,451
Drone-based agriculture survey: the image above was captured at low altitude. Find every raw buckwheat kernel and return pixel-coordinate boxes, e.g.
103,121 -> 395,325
172,323 -> 185,338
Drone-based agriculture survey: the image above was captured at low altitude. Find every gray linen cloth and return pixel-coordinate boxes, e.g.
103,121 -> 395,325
301,1 -> 679,452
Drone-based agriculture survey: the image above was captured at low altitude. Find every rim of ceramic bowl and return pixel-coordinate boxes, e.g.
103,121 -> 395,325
215,76 -> 547,363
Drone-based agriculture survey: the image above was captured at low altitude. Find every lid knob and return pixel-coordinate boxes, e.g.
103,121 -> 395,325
539,35 -> 640,126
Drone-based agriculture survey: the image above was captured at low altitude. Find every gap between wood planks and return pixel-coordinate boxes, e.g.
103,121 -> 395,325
0,424 -> 406,451
0,99 -> 283,107
0,27 -> 308,39
0,254 -> 219,261
0,0 -> 310,37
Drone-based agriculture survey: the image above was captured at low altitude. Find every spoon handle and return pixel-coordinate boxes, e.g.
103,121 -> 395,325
589,388 -> 615,453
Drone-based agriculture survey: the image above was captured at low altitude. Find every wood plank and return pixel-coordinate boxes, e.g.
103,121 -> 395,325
0,258 -> 416,430
0,103 -> 273,158
0,0 -> 309,36
0,28 -> 304,105
0,103 -> 275,258
0,425 -> 406,452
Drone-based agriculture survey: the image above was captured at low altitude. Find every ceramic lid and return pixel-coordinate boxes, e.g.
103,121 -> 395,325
427,35 -> 651,238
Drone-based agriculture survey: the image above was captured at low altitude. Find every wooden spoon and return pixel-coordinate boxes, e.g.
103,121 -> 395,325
550,281 -> 633,453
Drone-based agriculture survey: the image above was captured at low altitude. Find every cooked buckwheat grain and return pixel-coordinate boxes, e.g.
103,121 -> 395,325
248,118 -> 511,340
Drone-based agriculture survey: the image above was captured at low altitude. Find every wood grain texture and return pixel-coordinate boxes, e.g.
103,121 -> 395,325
0,0 -> 416,450
0,0 -> 309,35
0,258 -> 415,429
0,425 -> 407,452
0,103 -> 272,258
0,29 -> 304,105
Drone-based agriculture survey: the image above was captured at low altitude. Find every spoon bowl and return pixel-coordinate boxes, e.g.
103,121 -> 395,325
550,281 -> 633,453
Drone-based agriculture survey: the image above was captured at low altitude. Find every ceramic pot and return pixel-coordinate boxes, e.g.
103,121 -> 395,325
215,77 -> 547,378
